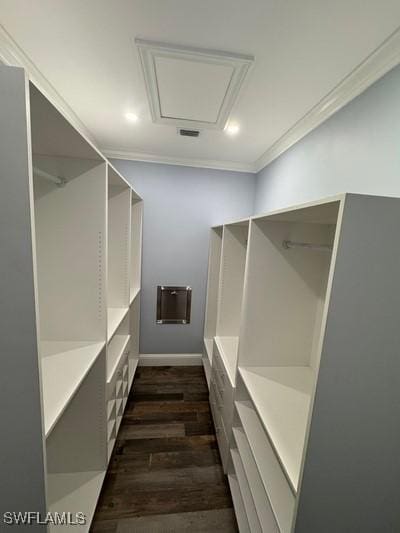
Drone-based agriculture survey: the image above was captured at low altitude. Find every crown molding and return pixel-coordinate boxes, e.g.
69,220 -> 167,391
102,148 -> 256,173
255,26 -> 400,173
0,24 -> 99,150
2,22 -> 399,176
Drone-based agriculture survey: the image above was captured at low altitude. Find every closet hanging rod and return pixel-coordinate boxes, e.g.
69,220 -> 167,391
282,240 -> 333,252
33,166 -> 66,187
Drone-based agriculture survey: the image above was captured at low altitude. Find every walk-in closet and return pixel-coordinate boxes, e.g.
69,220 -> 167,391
2,3 -> 400,531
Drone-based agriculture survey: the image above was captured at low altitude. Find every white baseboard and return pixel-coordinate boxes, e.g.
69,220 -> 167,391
138,353 -> 202,366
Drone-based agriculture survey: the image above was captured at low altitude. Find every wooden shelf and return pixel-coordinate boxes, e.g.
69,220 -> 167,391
235,400 -> 295,532
231,448 -> 262,533
107,307 -> 129,340
47,470 -> 105,532
107,334 -> 130,383
239,366 -> 314,491
215,336 -> 238,385
40,341 -> 105,437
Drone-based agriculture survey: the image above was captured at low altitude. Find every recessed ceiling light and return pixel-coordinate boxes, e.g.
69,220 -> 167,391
125,112 -> 139,122
225,122 -> 240,135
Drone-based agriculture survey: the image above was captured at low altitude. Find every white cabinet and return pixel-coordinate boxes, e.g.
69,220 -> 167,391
204,194 -> 400,532
0,65 -> 143,530
203,225 -> 223,384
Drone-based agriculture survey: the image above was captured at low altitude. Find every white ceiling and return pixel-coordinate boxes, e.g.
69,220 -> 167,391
1,0 -> 400,171
157,56 -> 233,123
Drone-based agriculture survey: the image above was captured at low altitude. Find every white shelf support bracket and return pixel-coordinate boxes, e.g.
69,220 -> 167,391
33,166 -> 67,187
282,240 -> 333,252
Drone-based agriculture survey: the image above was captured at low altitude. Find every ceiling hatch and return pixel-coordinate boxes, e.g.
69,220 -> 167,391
135,39 -> 254,130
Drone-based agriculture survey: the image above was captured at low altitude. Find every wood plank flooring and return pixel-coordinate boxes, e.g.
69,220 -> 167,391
91,366 -> 238,532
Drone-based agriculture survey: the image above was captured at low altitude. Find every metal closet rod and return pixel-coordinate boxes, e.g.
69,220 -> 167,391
33,166 -> 66,187
282,240 -> 333,252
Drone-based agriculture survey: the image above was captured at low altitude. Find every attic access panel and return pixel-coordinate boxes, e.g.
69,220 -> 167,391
136,39 -> 254,130
157,286 -> 192,324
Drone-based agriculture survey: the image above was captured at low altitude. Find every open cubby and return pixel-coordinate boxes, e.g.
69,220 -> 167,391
30,84 -> 108,441
130,198 -> 143,303
129,290 -> 141,389
203,226 -> 223,363
107,167 -> 131,338
238,201 -> 340,491
46,350 -> 106,532
215,221 -> 249,384
234,372 -> 295,533
107,312 -> 130,383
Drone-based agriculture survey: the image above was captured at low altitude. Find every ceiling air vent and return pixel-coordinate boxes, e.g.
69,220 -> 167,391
179,128 -> 200,138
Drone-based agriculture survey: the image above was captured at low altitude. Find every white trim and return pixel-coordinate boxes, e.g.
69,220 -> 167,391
255,26 -> 400,172
135,38 -> 254,131
103,148 -> 256,173
138,353 -> 202,366
0,24 -> 101,155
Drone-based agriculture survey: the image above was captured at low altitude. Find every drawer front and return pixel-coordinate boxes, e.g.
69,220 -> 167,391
211,345 -> 235,430
210,384 -> 230,471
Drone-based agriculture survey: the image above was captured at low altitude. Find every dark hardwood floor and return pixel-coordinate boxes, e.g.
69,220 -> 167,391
91,365 -> 238,532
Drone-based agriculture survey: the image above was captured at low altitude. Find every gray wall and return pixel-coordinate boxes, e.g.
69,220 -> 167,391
111,159 -> 256,354
254,64 -> 400,214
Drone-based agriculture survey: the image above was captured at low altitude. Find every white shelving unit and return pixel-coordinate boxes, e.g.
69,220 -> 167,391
130,197 -> 143,304
129,288 -> 141,389
239,366 -> 313,491
41,341 -> 105,437
215,220 -> 249,386
0,65 -> 143,529
204,194 -> 400,532
203,219 -> 250,473
227,473 -> 250,533
203,225 -> 223,380
108,167 -> 130,340
214,335 -> 238,386
107,307 -> 129,341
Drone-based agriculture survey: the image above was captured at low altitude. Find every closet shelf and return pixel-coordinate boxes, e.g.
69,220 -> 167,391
40,340 -> 105,438
107,307 -> 129,341
47,470 -> 105,532
228,474 -> 250,533
239,366 -> 314,492
108,419 -> 116,441
231,448 -> 262,533
233,426 -> 279,532
235,400 -> 295,532
107,334 -> 130,383
130,286 -> 140,305
215,336 -> 238,385
107,399 -> 116,420
128,357 -> 139,388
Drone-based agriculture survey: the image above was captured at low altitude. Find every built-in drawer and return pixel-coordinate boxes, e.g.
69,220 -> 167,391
211,343 -> 235,430
235,400 -> 296,533
210,382 -> 230,471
